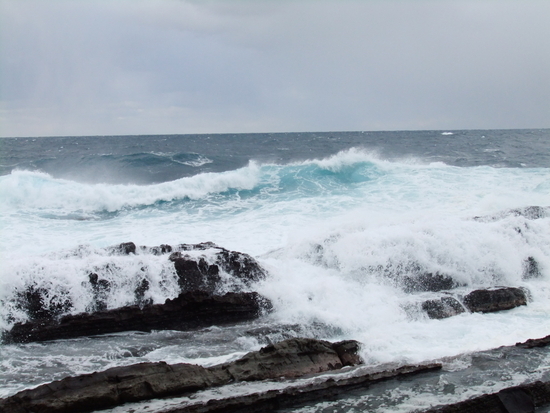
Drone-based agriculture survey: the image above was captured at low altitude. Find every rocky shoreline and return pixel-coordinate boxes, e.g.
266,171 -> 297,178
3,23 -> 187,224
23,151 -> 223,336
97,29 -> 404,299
0,337 -> 364,413
1,238 -> 548,412
3,335 -> 550,413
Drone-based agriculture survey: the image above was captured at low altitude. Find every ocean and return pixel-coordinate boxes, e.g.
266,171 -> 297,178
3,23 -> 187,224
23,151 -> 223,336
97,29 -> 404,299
1,129 -> 550,412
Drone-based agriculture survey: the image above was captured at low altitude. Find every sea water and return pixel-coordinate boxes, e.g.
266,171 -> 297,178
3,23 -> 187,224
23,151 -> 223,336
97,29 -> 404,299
1,129 -> 549,410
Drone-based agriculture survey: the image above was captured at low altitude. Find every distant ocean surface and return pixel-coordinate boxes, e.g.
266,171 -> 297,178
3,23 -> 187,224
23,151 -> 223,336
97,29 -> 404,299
1,129 -> 550,411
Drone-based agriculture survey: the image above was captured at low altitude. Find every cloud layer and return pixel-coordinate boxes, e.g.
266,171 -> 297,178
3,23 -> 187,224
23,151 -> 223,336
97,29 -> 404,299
1,0 -> 549,137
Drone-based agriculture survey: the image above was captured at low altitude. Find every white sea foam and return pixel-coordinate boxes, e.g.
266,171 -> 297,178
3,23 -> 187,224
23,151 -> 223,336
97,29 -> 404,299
1,150 -> 549,371
0,163 -> 261,213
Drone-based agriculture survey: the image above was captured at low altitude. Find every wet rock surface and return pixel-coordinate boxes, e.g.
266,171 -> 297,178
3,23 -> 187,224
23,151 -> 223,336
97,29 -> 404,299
2,291 -> 270,344
516,334 -> 550,349
402,272 -> 460,293
178,363 -> 443,413
212,338 -> 362,382
421,287 -> 528,319
6,242 -> 268,336
13,285 -> 73,321
424,381 -> 550,413
0,338 -> 364,413
422,296 -> 466,319
463,287 -> 527,313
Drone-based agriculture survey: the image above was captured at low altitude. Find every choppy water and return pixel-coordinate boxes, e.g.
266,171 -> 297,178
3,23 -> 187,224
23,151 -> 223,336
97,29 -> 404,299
1,129 -> 549,411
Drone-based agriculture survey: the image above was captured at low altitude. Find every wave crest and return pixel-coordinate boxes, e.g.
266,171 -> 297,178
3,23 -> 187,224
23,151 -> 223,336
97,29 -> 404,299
0,164 -> 261,213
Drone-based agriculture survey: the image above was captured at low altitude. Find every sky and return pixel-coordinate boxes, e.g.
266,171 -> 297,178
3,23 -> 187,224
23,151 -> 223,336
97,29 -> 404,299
0,0 -> 549,137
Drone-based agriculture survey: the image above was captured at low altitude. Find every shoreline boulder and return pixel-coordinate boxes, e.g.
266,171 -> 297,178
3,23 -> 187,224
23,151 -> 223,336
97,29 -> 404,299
422,287 -> 528,320
463,287 -> 527,313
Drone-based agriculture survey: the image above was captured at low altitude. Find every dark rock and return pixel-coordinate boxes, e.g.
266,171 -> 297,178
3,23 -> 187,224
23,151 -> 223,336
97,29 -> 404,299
172,256 -> 221,293
109,242 -> 136,255
169,243 -> 267,288
2,291 -> 270,344
134,278 -> 151,307
523,256 -> 542,279
4,242 -> 269,339
516,334 -> 550,349
216,249 -> 267,284
497,387 -> 535,413
88,273 -> 110,312
0,362 -> 229,413
214,338 -> 361,382
165,363 -> 442,413
463,287 -> 527,313
0,337 -> 364,413
401,272 -> 458,293
146,244 -> 173,255
424,381 -> 550,413
422,297 -> 465,319
332,340 -> 363,366
177,242 -> 219,251
14,285 -> 72,321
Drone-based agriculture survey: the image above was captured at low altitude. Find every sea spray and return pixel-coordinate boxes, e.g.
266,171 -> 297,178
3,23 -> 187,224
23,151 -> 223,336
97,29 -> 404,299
1,130 -> 550,406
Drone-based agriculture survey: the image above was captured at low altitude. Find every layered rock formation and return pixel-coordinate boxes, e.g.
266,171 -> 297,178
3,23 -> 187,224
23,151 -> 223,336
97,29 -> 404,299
0,338 -> 363,413
3,291 -> 269,344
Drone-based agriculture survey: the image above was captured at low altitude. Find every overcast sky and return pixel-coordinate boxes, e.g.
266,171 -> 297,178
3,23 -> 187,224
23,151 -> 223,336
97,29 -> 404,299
1,0 -> 549,137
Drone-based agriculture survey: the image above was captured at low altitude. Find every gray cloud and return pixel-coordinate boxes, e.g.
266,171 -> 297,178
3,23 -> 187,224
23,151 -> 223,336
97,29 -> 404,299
1,0 -> 549,137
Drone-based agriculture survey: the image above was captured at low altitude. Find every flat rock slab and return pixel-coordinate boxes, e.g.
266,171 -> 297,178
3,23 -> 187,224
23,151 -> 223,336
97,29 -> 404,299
213,338 -> 362,382
0,338 -> 363,413
424,381 -> 550,413
2,291 -> 270,344
163,363 -> 443,413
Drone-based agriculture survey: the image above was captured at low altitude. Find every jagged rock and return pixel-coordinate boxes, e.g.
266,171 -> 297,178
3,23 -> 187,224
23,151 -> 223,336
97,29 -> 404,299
516,334 -> 550,349
145,243 -> 173,255
332,340 -> 363,366
14,285 -> 73,321
216,248 -> 267,283
87,273 -> 110,311
0,338 -> 364,413
107,241 -> 137,255
402,273 -> 459,293
133,278 -> 152,307
172,256 -> 221,293
463,287 -> 527,313
422,297 -> 465,319
213,338 -> 361,381
169,243 -> 267,287
2,291 -> 270,344
7,242 -> 268,329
